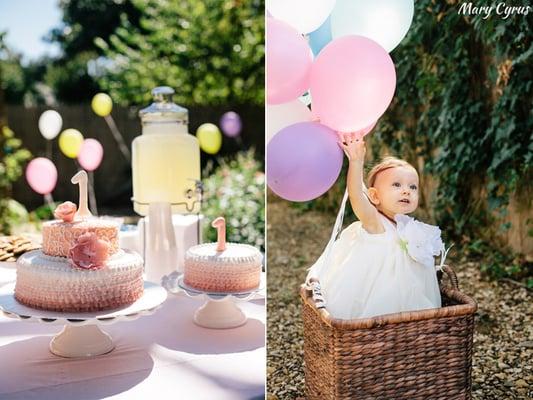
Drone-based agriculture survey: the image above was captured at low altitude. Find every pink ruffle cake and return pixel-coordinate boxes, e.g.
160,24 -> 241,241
183,243 -> 262,293
15,217 -> 143,312
15,249 -> 143,312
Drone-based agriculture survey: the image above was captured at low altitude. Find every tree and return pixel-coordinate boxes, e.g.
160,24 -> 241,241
0,31 -> 50,106
96,0 -> 264,106
0,32 -> 8,126
44,51 -> 100,103
45,0 -> 142,103
48,0 -> 142,57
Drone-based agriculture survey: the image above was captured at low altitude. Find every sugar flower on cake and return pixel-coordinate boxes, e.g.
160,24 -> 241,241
395,214 -> 444,268
69,232 -> 110,270
54,201 -> 77,223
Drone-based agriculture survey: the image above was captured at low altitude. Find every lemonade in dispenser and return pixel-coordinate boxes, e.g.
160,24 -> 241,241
132,86 -> 201,215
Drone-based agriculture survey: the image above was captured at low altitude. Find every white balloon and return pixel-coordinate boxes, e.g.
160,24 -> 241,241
267,100 -> 312,143
267,0 -> 336,34
331,0 -> 414,52
38,110 -> 63,140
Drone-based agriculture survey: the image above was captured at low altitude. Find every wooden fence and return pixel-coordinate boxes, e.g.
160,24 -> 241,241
6,104 -> 264,214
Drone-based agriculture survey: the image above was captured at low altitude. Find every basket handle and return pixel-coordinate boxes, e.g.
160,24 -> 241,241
441,265 -> 459,290
307,278 -> 327,309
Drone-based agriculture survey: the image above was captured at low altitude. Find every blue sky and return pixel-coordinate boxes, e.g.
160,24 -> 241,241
0,0 -> 61,63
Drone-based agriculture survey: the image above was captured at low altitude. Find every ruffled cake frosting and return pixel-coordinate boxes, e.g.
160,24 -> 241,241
15,249 -> 144,312
42,219 -> 119,257
184,242 -> 262,293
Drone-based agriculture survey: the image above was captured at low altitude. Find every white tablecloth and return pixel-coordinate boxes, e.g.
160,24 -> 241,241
0,264 -> 265,400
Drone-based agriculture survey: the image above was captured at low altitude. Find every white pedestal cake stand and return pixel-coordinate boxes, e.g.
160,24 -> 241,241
168,275 -> 261,329
0,281 -> 167,358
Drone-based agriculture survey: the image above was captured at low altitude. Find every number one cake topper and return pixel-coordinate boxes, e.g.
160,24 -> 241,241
71,170 -> 92,219
212,217 -> 226,252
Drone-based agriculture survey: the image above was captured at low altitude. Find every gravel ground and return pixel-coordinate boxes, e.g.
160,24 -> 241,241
266,199 -> 532,399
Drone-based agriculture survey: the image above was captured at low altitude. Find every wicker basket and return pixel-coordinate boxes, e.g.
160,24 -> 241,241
301,266 -> 477,400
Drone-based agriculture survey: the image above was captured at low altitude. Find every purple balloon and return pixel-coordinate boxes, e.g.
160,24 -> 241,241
220,111 -> 242,137
267,122 -> 343,202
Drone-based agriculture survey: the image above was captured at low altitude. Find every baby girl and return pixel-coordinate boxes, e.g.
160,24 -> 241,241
307,134 -> 445,319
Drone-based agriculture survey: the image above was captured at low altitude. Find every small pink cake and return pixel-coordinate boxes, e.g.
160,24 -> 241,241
184,243 -> 262,293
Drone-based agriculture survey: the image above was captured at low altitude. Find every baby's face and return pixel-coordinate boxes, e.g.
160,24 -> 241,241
371,166 -> 419,216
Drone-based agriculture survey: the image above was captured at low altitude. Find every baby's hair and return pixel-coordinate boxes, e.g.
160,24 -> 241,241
367,157 -> 417,188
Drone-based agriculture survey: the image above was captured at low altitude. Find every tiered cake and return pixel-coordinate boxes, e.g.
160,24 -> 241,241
14,172 -> 144,312
184,217 -> 262,293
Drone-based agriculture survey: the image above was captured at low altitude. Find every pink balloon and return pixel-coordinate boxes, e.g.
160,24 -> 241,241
267,18 -> 313,105
310,35 -> 396,132
25,157 -> 57,195
78,138 -> 104,171
355,120 -> 378,139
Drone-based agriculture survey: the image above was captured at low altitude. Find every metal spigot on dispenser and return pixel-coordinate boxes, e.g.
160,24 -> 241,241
132,86 -> 202,283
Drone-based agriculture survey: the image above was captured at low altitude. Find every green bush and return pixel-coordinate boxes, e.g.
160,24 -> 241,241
0,126 -> 32,234
464,239 -> 532,288
202,149 -> 264,252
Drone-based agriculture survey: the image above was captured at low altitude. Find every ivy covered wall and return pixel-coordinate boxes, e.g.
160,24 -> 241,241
370,0 -> 532,254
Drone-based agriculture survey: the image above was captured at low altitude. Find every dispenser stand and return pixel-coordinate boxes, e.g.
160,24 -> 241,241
143,202 -> 178,283
140,181 -> 203,281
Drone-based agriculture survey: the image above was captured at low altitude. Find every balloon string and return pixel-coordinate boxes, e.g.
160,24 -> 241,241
88,171 -> 98,216
44,193 -> 55,210
235,135 -> 243,149
104,115 -> 131,162
46,140 -> 52,159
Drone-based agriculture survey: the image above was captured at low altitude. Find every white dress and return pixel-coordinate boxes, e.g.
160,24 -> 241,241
307,191 -> 444,320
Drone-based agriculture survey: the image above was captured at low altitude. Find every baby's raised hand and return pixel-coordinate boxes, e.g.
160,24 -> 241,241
337,133 -> 366,162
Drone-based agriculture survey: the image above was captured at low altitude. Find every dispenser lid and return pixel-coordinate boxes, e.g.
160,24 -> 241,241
139,86 -> 188,123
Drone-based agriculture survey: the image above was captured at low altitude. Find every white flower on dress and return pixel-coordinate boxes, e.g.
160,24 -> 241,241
395,214 -> 445,268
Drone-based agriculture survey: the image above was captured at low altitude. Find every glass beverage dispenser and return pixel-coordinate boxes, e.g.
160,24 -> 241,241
132,86 -> 201,282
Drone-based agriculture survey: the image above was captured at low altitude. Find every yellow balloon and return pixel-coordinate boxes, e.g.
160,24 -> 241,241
59,129 -> 84,158
196,123 -> 222,154
91,93 -> 113,117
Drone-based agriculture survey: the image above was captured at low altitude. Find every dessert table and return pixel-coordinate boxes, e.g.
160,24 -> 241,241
0,263 -> 265,400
